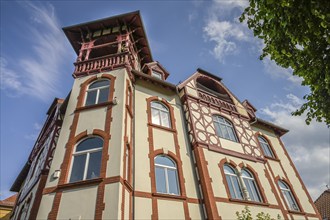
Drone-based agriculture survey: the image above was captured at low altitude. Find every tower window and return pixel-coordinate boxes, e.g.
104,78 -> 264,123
241,169 -> 263,202
151,101 -> 171,128
278,180 -> 300,211
85,79 -> 110,106
224,164 -> 243,199
151,70 -> 163,80
69,137 -> 103,183
258,136 -> 275,158
213,115 -> 238,142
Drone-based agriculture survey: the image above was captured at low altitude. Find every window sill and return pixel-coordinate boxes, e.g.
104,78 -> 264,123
58,178 -> 102,190
75,100 -> 116,112
148,123 -> 176,133
288,210 -> 305,215
264,156 -> 280,162
152,192 -> 186,200
229,198 -> 269,207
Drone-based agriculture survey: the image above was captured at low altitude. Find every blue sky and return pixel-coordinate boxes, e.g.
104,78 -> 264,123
1,1 -> 329,201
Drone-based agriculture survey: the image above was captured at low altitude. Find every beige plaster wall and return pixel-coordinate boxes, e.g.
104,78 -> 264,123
103,183 -> 121,220
134,197 -> 152,219
158,200 -> 185,219
57,185 -> 97,219
36,193 -> 55,220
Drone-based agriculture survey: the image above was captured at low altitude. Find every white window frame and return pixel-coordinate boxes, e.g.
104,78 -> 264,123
85,79 -> 110,106
213,115 -> 238,142
258,136 -> 275,158
69,137 -> 103,183
224,165 -> 243,199
151,101 -> 171,128
155,156 -> 180,195
279,180 -> 300,211
241,169 -> 263,202
151,70 -> 163,80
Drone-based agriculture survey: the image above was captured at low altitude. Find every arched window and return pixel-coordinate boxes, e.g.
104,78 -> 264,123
213,115 -> 238,142
278,180 -> 300,211
151,101 -> 171,128
85,79 -> 110,106
258,136 -> 275,158
224,164 -> 243,199
154,155 -> 179,195
241,169 -> 262,202
69,137 -> 103,183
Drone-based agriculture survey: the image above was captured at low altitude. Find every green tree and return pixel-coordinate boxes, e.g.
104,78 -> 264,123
236,206 -> 281,220
240,0 -> 330,125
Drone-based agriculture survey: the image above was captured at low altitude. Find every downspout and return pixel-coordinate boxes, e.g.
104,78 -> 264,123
132,81 -> 136,220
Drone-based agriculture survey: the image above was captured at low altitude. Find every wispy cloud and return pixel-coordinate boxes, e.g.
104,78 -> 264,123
260,94 -> 330,200
24,122 -> 43,141
1,2 -> 69,102
262,57 -> 302,86
203,0 -> 251,63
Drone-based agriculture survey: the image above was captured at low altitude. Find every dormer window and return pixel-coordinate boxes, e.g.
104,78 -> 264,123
152,70 -> 163,80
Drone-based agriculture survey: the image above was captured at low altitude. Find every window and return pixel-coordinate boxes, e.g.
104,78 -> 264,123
224,164 -> 243,199
241,169 -> 262,202
151,70 -> 162,80
258,136 -> 275,158
151,101 -> 171,128
278,180 -> 300,211
213,115 -> 238,142
69,137 -> 103,183
85,79 -> 110,106
155,155 -> 180,195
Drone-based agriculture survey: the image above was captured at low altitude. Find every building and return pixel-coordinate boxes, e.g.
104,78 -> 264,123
0,194 -> 17,220
10,11 -> 321,220
315,189 -> 330,220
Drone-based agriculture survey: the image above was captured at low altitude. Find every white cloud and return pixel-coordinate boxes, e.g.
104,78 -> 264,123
262,57 -> 303,86
203,0 -> 253,63
1,2 -> 69,102
260,94 -> 330,200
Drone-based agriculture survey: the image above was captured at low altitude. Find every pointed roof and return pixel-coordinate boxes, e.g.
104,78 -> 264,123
0,194 -> 17,207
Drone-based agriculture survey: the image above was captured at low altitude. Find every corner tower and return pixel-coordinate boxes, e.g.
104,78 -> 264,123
36,11 -> 151,220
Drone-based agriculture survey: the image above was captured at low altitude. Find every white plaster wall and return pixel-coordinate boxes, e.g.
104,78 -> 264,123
75,107 -> 107,135
57,185 -> 98,219
153,129 -> 175,152
134,197 -> 152,219
158,200 -> 185,219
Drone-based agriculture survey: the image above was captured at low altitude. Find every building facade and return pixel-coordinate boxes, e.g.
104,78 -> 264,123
10,11 -> 321,220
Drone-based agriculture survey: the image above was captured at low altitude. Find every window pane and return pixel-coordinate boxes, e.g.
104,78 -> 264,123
151,109 -> 160,125
151,102 -> 168,111
98,87 -> 109,103
224,165 -> 235,174
226,175 -> 236,198
152,71 -> 162,79
89,80 -> 109,89
214,122 -> 222,137
232,176 -> 243,199
76,137 -> 103,152
168,169 -> 179,195
69,154 -> 86,182
86,90 -> 97,106
220,124 -> 230,139
86,151 -> 102,179
155,156 -> 175,167
155,167 -> 167,193
160,111 -> 170,128
227,127 -> 236,141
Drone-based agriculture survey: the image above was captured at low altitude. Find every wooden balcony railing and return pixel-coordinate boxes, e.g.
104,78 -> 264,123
73,52 -> 136,76
198,90 -> 237,112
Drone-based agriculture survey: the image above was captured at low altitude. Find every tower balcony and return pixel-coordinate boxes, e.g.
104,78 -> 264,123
73,51 -> 137,77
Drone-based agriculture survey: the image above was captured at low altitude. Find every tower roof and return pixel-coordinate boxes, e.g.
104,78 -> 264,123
63,11 -> 153,65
